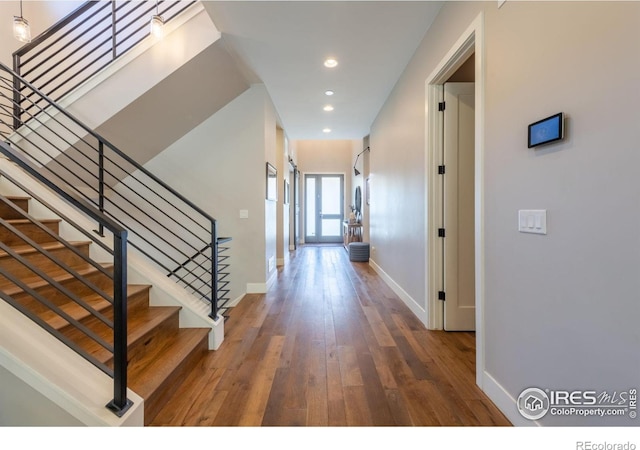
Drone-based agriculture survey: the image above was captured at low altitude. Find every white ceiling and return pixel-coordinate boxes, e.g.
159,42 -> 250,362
203,1 -> 444,140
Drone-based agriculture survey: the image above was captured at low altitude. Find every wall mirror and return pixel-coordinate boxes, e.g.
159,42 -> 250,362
355,186 -> 362,216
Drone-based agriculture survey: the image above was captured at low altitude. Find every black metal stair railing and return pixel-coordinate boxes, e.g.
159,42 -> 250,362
0,0 -> 231,419
11,0 -> 196,129
0,61 -> 227,322
216,238 -> 232,315
0,159 -> 132,417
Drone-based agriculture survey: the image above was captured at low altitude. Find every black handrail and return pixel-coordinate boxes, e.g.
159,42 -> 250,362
0,142 -> 132,417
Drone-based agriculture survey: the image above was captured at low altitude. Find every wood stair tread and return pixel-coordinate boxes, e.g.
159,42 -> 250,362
3,218 -> 61,223
128,327 -> 210,400
3,196 -> 31,200
0,240 -> 91,258
40,284 -> 152,330
0,263 -> 112,296
67,305 -> 182,366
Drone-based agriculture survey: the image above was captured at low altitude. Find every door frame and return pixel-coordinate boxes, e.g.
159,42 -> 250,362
424,12 -> 485,387
302,172 -> 345,244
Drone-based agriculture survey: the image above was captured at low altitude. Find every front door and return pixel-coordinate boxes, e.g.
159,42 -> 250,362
304,174 -> 344,243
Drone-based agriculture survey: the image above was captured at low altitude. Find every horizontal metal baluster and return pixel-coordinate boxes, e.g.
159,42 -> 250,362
113,170 -> 211,234
0,252 -> 114,352
0,236 -> 113,330
27,46 -> 113,105
168,245 -> 210,276
104,164 -> 211,236
0,203 -> 115,306
0,123 -> 104,205
21,9 -> 109,79
0,288 -> 112,377
0,169 -> 114,256
25,27 -> 114,90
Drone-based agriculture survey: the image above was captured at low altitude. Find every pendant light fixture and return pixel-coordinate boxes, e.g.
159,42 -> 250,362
13,0 -> 31,43
150,0 -> 164,39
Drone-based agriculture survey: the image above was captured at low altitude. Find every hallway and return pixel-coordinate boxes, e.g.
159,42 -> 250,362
150,245 -> 510,426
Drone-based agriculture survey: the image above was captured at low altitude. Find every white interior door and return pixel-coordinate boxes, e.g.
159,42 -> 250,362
443,82 -> 476,331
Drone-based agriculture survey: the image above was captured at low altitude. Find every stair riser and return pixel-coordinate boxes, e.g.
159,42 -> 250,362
143,336 -> 208,425
0,198 -> 30,220
0,221 -> 60,246
9,268 -> 114,315
0,243 -> 91,288
126,287 -> 151,312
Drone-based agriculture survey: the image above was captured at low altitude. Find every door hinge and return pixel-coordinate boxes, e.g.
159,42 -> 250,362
438,228 -> 445,238
438,291 -> 446,301
438,165 -> 445,175
438,102 -> 446,112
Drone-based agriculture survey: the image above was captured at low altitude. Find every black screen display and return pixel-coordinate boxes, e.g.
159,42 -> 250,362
528,113 -> 564,148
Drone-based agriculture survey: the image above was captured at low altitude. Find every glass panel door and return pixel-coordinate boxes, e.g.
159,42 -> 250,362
304,174 -> 344,243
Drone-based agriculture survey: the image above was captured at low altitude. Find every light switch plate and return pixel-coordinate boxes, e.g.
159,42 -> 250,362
518,210 -> 547,235
239,209 -> 249,219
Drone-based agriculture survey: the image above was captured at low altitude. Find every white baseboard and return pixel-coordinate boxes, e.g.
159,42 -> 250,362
247,271 -> 277,294
481,371 -> 538,427
369,258 -> 428,328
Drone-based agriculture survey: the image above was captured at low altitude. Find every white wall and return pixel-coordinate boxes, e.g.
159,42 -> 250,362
370,0 -> 640,426
142,84 -> 278,300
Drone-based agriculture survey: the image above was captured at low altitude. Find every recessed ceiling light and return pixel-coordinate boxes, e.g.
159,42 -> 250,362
324,58 -> 338,68
325,90 -> 335,96
322,128 -> 331,133
323,105 -> 334,112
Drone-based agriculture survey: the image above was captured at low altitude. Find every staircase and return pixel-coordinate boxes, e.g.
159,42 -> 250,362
0,0 -> 233,425
0,192 -> 209,425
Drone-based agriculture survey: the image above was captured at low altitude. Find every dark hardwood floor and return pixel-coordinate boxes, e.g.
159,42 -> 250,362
150,244 -> 511,426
